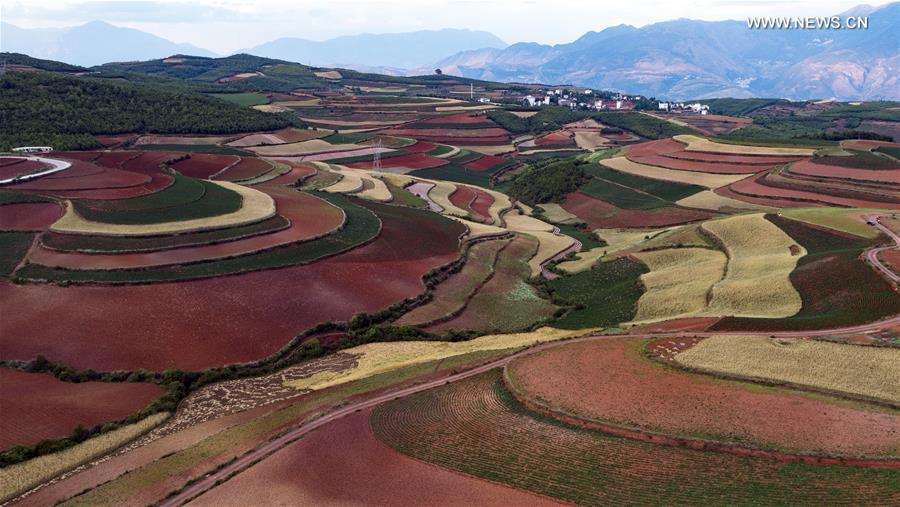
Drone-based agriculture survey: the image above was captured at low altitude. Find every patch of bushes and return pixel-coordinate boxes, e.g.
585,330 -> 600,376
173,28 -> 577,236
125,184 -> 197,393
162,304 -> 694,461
508,158 -> 588,206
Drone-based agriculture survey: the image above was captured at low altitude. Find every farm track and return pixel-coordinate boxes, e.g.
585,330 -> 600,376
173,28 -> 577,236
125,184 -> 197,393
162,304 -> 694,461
867,214 -> 900,284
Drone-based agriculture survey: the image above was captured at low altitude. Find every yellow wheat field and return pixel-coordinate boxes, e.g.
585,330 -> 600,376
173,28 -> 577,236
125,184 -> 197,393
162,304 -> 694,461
780,207 -> 886,238
321,165 -> 392,202
284,328 -> 594,392
601,156 -> 748,188
313,70 -> 342,79
299,117 -> 405,127
700,213 -> 805,318
458,144 -> 515,156
631,247 -> 727,323
676,190 -> 775,212
449,217 -> 508,239
0,412 -> 168,502
250,139 -> 365,156
675,336 -> 900,404
673,134 -> 816,156
573,131 -> 609,151
50,182 -> 275,237
537,203 -> 583,225
557,226 -> 677,274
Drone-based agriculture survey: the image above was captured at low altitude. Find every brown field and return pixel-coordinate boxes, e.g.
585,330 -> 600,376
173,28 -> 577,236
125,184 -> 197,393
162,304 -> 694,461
600,156 -> 749,188
0,369 -> 165,450
561,191 -> 716,229
675,336 -> 900,404
507,337 -> 900,455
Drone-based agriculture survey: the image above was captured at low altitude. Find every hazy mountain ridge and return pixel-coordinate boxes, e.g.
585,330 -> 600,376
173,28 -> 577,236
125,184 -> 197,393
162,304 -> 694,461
436,2 -> 900,100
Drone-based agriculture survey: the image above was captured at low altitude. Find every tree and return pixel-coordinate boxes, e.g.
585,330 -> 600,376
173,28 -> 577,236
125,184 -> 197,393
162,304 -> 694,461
434,68 -> 443,75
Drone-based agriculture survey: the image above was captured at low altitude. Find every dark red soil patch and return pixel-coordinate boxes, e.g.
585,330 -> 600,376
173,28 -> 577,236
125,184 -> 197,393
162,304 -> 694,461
190,407 -> 557,507
508,337 -> 900,455
384,128 -> 509,138
535,131 -> 575,147
645,336 -> 706,361
402,141 -> 439,152
448,185 -> 477,216
170,154 -> 239,179
0,204 -> 465,371
418,113 -> 498,125
469,188 -> 495,224
216,158 -> 273,181
629,154 -> 769,174
715,184 -> 816,208
8,162 -> 150,192
561,191 -> 715,229
463,154 -> 507,172
94,134 -> 138,147
120,151 -> 183,174
345,153 -> 448,172
879,249 -> 900,275
421,135 -> 510,145
0,368 -> 164,450
790,159 -> 900,184
0,202 -> 64,231
731,172 -> 900,209
0,160 -> 49,180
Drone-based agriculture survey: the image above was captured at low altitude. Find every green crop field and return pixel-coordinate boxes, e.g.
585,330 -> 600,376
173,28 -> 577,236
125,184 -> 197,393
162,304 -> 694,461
411,164 -> 492,188
549,256 -> 647,328
208,92 -> 270,107
578,177 -> 668,210
0,232 -> 34,276
586,165 -> 705,202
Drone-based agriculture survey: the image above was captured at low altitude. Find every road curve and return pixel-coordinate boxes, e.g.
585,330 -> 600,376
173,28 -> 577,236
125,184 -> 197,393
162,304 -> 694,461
0,156 -> 71,185
158,215 -> 900,505
162,311 -> 900,506
865,214 -> 900,284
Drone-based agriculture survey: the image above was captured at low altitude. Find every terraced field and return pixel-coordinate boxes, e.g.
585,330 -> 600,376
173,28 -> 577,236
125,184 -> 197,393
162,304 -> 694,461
372,370 -> 900,506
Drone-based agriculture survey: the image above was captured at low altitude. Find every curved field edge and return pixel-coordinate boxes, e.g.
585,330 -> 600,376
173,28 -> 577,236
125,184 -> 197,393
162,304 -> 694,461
371,370 -> 900,506
671,336 -> 900,407
15,192 -> 380,284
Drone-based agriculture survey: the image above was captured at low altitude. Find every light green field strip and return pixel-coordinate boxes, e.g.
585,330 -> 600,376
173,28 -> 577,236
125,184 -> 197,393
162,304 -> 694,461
557,226 -> 677,274
50,182 -> 275,237
433,145 -> 461,159
537,203 -> 583,224
676,190 -> 775,212
601,156 -> 748,189
630,247 -> 727,324
0,412 -> 168,503
284,328 -> 593,393
249,139 -> 365,156
673,134 -> 816,156
238,161 -> 293,186
675,336 -> 900,404
700,213 -> 805,318
779,207 -> 887,239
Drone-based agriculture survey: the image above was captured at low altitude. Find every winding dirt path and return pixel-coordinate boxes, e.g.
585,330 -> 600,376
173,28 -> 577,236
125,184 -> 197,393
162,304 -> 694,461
866,213 -> 900,284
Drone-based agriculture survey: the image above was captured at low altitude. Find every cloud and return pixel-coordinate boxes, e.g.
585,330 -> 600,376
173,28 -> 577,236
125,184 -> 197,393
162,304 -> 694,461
4,1 -> 243,24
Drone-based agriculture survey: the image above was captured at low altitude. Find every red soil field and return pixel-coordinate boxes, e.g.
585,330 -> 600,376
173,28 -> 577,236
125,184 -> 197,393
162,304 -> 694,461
214,157 -> 273,181
402,141 -> 439,152
424,135 -> 511,145
27,190 -> 344,270
42,152 -> 100,162
170,154 -> 239,179
94,133 -> 138,147
120,151 -> 183,174
715,184 -> 818,209
0,369 -> 164,450
841,139 -> 899,151
264,163 -> 316,186
0,157 -> 26,166
508,337 -> 900,456
731,172 -> 900,209
0,205 -> 465,371
448,185 -> 477,215
419,113 -> 497,125
561,191 -> 716,229
628,154 -> 769,174
469,188 -> 495,224
0,159 -> 51,181
94,151 -> 142,169
463,154 -> 507,172
190,407 -> 557,507
629,139 -> 801,164
879,249 -> 900,275
384,128 -> 509,138
535,131 -> 574,146
8,161 -> 151,191
0,202 -> 64,231
790,159 -> 900,184
345,153 -> 449,172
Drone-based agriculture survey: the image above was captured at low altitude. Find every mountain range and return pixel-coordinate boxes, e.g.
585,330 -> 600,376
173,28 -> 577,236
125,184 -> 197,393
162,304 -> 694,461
436,3 -> 899,100
2,3 -> 897,100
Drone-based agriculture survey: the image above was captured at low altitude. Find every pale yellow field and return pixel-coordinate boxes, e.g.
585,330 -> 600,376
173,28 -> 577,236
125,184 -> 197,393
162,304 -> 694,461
313,70 -> 342,79
358,86 -> 408,93
780,207 -> 886,238
299,117 -> 405,127
504,210 -> 556,232
526,231 -> 576,277
556,227 -> 677,274
458,144 -> 515,155
449,217 -> 508,239
429,181 -> 469,217
250,139 -> 364,156
640,111 -> 690,127
0,412 -> 168,502
482,187 -> 513,225
676,336 -> 900,404
284,328 -> 593,392
676,190 -> 775,212
565,118 -> 603,129
700,213 -> 805,318
435,104 -> 498,111
510,111 -> 538,118
673,134 -> 816,156
50,182 -> 276,237
320,165 -> 392,201
573,131 -> 609,151
272,99 -> 321,107
537,203 -> 583,224
253,104 -> 290,113
601,156 -> 748,188
133,135 -> 232,146
631,247 -> 727,323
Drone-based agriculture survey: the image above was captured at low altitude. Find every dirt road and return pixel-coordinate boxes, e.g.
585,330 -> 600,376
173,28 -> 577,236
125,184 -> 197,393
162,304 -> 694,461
866,214 -> 900,284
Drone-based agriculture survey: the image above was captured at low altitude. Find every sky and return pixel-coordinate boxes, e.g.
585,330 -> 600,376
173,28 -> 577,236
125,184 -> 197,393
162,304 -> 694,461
2,0 -> 881,54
